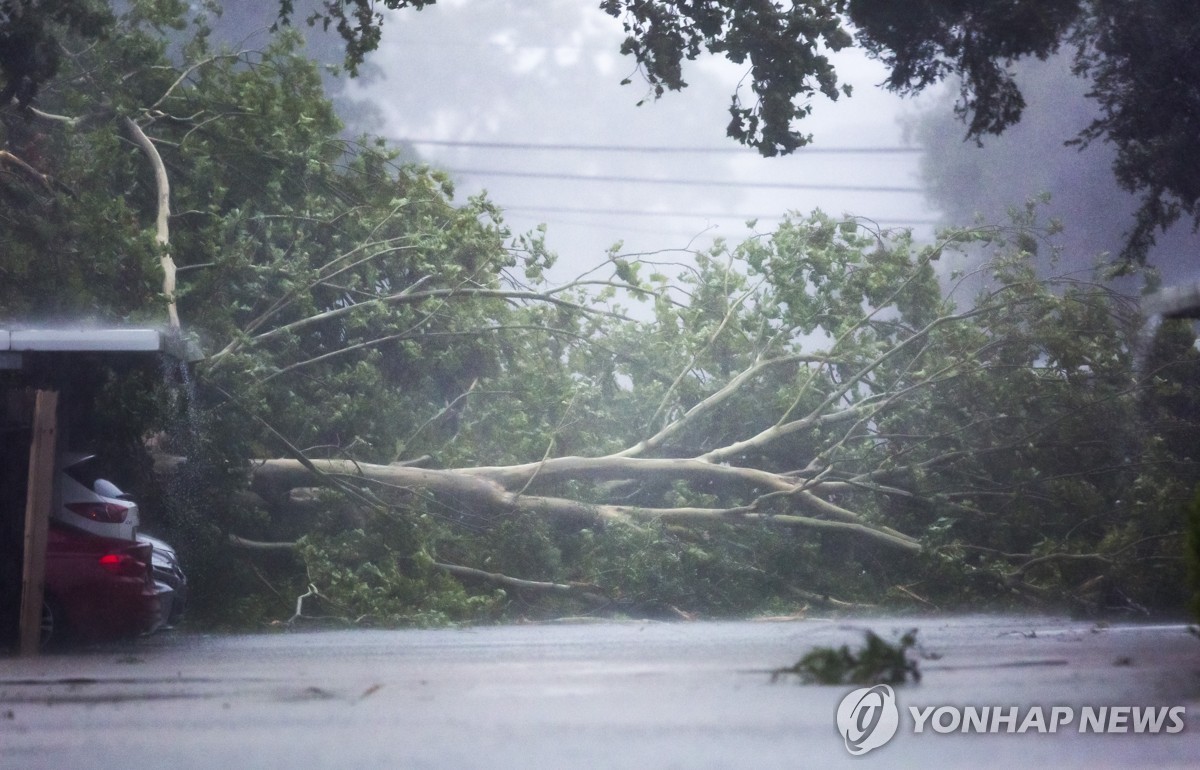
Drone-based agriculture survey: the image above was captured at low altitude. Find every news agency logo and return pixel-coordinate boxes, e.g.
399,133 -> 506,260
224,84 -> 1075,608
836,684 -> 899,755
834,687 -> 1188,756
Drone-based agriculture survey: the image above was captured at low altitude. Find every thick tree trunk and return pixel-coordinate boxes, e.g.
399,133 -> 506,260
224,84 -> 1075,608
249,457 -> 922,553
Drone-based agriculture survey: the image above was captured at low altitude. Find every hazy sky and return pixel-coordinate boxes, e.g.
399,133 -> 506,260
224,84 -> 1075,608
217,0 -> 1196,291
909,53 -> 1200,287
336,0 -> 938,281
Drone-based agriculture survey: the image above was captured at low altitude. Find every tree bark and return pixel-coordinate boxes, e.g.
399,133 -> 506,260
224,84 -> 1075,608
249,457 -> 922,553
123,117 -> 179,329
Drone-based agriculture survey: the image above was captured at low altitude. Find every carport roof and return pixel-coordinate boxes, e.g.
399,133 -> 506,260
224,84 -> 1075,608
0,328 -> 164,353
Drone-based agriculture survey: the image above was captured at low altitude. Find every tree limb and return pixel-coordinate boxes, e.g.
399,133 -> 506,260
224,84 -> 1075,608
148,52 -> 243,113
459,455 -> 796,496
644,275 -> 762,430
701,306 -> 989,463
229,533 -> 299,551
0,149 -> 55,193
610,352 -> 840,459
122,116 -> 179,328
206,285 -> 632,370
250,457 -> 922,552
432,561 -> 607,600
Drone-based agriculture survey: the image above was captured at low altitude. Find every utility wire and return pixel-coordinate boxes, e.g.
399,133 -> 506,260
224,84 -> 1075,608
405,138 -> 921,155
447,167 -> 923,193
503,204 -> 939,226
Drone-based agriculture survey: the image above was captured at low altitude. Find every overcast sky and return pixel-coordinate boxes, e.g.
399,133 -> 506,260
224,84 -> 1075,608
335,0 -> 938,282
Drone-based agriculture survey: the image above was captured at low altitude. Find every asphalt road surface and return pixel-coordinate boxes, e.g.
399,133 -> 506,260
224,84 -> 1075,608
2,615 -> 1199,768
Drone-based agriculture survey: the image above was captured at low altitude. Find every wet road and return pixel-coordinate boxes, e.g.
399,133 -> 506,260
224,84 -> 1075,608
1,615 -> 1199,768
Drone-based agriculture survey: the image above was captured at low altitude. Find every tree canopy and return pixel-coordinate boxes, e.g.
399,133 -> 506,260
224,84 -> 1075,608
262,0 -> 1200,268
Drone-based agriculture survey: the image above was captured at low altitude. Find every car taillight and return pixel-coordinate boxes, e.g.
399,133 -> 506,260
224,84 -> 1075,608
66,502 -> 129,523
98,551 -> 148,578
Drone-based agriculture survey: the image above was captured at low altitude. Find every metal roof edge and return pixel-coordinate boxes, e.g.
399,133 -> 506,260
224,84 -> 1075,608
0,328 -> 164,353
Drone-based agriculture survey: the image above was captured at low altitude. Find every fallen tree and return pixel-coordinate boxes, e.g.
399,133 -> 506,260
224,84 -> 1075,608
222,220 -> 1009,571
192,211 -> 1194,622
9,6 -> 1191,623
249,456 -> 923,554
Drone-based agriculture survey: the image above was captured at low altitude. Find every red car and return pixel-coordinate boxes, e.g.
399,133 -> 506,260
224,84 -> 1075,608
38,523 -> 161,645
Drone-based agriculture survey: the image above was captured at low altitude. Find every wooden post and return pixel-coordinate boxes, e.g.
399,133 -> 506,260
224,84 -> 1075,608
19,390 -> 58,656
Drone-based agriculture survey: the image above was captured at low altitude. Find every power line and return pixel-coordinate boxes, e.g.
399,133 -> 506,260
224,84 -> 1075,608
447,167 -> 923,193
406,138 -> 921,155
503,204 -> 939,226
531,218 -> 720,238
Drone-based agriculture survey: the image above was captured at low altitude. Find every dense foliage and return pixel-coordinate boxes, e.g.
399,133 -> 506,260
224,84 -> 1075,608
0,0 -> 113,107
1,2 -> 1198,628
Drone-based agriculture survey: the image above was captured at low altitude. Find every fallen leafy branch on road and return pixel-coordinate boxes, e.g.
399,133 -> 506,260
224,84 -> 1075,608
772,629 -> 922,685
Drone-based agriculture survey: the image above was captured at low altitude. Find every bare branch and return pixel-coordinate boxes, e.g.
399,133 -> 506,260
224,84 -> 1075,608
636,508 -> 921,553
242,238 -> 425,338
432,561 -> 607,600
645,275 -> 763,430
1006,552 -> 1111,582
700,306 -> 990,463
396,379 -> 480,457
148,53 -> 242,113
288,584 -> 319,624
0,149 -> 54,193
610,352 -> 839,458
206,285 -> 632,370
256,287 -> 631,342
123,116 -> 179,328
229,534 -> 298,551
